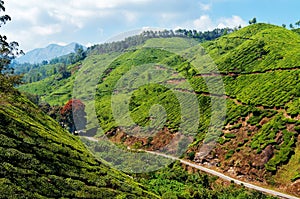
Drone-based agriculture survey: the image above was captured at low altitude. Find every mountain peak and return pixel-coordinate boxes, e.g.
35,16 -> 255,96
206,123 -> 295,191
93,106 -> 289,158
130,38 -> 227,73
15,42 -> 87,64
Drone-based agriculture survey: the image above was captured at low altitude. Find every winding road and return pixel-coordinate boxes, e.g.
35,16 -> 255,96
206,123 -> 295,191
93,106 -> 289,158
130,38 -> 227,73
82,136 -> 299,199
145,150 -> 299,199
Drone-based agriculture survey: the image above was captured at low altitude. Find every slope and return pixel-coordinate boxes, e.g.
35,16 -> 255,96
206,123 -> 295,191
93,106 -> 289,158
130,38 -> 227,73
0,89 -> 157,198
16,23 -> 300,197
91,23 -> 300,197
196,24 -> 300,196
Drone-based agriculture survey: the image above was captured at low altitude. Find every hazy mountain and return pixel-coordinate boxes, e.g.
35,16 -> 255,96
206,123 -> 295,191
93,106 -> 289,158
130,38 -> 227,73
16,42 -> 86,64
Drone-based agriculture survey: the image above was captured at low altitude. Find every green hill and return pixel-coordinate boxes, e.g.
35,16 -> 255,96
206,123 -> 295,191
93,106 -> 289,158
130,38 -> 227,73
17,23 -> 300,197
0,88 -> 275,199
0,89 -> 157,198
200,24 -> 300,196
91,23 -> 300,196
205,23 -> 300,73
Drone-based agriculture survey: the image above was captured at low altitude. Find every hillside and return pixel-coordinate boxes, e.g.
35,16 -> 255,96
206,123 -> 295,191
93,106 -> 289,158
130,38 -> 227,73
15,42 -> 86,64
90,23 -> 300,197
0,90 -> 276,199
197,24 -> 300,196
0,89 -> 157,198
17,23 -> 300,197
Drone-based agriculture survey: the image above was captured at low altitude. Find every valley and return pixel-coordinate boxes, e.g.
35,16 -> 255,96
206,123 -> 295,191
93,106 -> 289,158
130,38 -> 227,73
1,4 -> 300,196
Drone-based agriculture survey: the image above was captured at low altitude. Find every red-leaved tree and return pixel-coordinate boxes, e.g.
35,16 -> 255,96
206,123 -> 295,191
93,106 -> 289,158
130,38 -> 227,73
61,99 -> 86,133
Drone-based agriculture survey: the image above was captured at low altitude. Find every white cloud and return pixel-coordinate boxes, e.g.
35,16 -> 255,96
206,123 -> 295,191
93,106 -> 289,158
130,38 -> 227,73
85,42 -> 94,48
122,11 -> 138,24
161,13 -> 179,21
217,15 -> 247,29
12,7 -> 41,25
70,0 -> 152,9
190,15 -> 246,31
199,3 -> 211,11
193,15 -> 214,30
2,0 -> 129,51
31,24 -> 62,36
1,0 -> 247,52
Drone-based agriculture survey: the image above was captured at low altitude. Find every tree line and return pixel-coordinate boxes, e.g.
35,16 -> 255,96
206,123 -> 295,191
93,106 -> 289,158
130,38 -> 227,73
283,20 -> 300,29
87,27 -> 235,55
248,17 -> 300,30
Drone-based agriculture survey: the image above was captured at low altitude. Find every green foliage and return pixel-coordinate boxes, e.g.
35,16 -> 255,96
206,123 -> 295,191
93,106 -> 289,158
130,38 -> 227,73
0,91 -> 157,198
143,37 -> 200,53
17,23 -> 300,187
94,47 -> 184,133
225,100 -> 254,124
0,0 -> 23,93
187,151 -> 196,160
251,115 -> 284,152
88,28 -> 232,55
249,114 -> 297,172
247,110 -> 274,126
292,28 -> 300,35
249,17 -> 257,25
225,133 -> 237,139
81,138 -> 173,173
224,70 -> 300,107
18,74 -> 74,105
225,149 -> 235,159
295,20 -> 300,28
217,137 -> 230,145
229,123 -> 242,130
291,173 -> 300,182
285,98 -> 300,117
265,130 -> 296,172
205,24 -> 300,73
134,162 -> 276,199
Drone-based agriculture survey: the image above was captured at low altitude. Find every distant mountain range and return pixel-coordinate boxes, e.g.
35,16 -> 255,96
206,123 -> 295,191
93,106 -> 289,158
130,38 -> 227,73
15,42 -> 86,64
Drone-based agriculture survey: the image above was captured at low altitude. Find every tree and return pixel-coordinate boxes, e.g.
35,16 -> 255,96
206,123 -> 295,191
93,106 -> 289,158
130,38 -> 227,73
41,60 -> 48,65
0,0 -> 24,92
61,99 -> 87,134
58,64 -> 71,79
290,23 -> 294,29
249,17 -> 257,25
295,20 -> 300,28
282,24 -> 286,28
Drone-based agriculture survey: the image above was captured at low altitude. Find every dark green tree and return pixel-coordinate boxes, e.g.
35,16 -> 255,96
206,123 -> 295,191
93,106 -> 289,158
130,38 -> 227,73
0,0 -> 23,92
295,20 -> 300,28
249,17 -> 257,25
58,64 -> 70,79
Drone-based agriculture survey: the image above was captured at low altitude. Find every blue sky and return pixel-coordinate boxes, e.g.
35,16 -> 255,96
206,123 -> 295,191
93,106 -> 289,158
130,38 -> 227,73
2,0 -> 300,52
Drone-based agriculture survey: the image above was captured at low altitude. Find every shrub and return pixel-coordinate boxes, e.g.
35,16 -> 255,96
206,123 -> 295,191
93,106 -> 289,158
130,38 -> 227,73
224,133 -> 236,139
